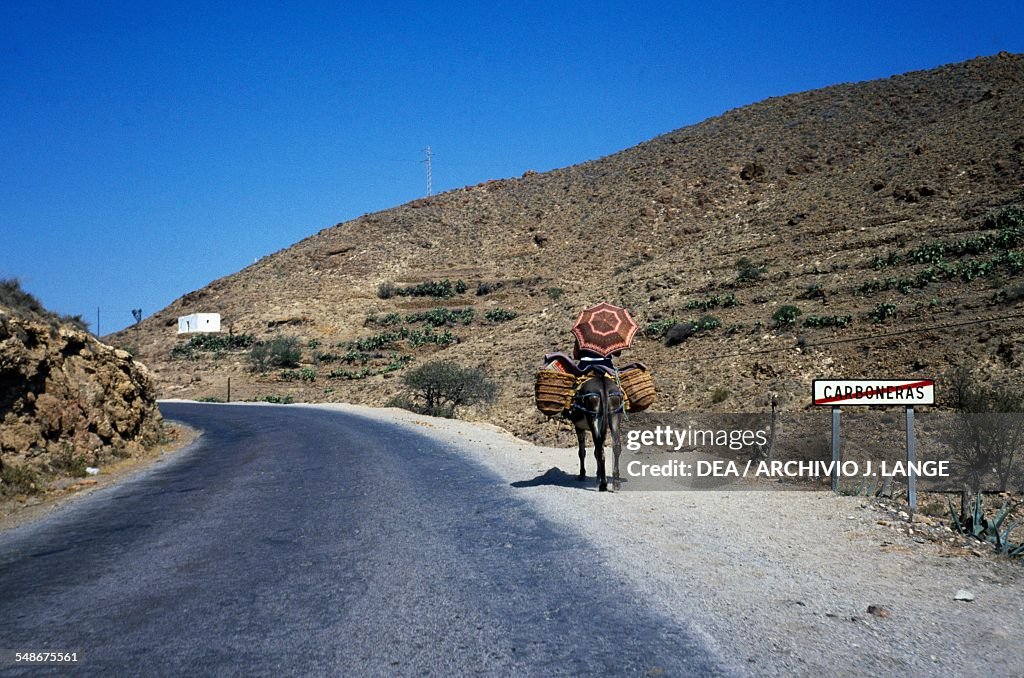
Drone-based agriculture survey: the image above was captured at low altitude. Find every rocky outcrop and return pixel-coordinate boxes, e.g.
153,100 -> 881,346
0,307 -> 163,489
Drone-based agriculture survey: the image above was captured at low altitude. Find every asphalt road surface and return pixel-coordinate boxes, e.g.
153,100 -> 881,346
0,403 -> 732,676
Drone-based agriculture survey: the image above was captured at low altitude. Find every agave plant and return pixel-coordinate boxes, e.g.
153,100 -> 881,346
948,493 -> 1024,557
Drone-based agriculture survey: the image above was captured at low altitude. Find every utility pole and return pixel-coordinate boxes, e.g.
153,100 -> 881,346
423,145 -> 432,197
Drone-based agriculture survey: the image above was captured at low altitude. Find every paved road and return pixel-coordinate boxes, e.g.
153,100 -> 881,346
0,403 -> 732,676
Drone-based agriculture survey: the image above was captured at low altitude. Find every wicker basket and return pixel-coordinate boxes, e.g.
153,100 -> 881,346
535,369 -> 576,415
619,367 -> 656,412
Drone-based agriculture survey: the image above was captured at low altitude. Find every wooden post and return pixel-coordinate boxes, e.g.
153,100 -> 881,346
227,377 -> 231,404
831,405 -> 841,492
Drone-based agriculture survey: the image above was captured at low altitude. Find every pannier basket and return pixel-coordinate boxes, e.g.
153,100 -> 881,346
619,367 -> 656,412
535,369 -> 576,416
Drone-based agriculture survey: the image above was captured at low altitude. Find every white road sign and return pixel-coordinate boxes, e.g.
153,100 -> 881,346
813,379 -> 935,406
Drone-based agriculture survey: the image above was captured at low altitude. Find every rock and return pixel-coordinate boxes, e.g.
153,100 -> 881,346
867,605 -> 891,618
1,302 -> 162,488
740,162 -> 766,181
953,590 -> 975,602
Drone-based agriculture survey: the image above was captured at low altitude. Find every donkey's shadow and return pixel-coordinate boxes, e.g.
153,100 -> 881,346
510,466 -> 626,491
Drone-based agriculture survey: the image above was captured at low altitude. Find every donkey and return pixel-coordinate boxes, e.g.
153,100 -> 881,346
567,372 -> 625,491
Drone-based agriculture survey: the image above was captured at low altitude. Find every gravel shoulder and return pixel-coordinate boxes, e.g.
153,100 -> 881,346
313,403 -> 1024,678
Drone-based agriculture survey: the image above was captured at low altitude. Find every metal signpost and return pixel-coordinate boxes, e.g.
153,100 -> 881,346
812,379 -> 935,510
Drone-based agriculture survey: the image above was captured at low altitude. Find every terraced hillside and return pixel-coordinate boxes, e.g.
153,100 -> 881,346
111,53 -> 1024,441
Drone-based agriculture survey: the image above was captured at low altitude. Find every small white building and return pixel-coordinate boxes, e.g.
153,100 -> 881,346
177,313 -> 221,334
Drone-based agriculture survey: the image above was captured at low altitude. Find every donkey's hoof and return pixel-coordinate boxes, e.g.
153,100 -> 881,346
599,481 -> 608,492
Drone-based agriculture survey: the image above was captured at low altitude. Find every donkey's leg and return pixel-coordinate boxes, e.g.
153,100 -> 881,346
591,418 -> 608,492
575,426 -> 588,480
611,412 -> 623,491
595,436 -> 608,491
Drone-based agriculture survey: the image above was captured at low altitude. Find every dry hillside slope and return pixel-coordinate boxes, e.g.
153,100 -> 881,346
114,53 -> 1024,440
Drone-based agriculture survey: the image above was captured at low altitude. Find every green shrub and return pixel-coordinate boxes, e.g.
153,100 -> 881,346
342,349 -> 371,364
772,305 -> 802,326
484,308 -> 518,322
407,327 -> 456,347
347,326 -> 458,351
377,281 -> 396,299
736,257 -> 764,283
259,394 -> 294,404
0,278 -> 47,316
314,351 -> 339,364
396,279 -> 456,298
477,281 -> 502,296
0,463 -> 43,495
249,335 -> 302,372
332,353 -> 414,380
856,279 -> 889,296
172,332 -> 255,358
871,252 -> 901,269
803,315 -> 852,328
0,278 -> 89,330
804,281 -> 826,297
693,315 -> 721,332
51,444 -> 88,478
455,279 -> 468,294
685,293 -> 737,311
281,367 -> 316,382
328,367 -> 373,380
546,287 -> 564,300
382,354 -> 415,373
352,331 -> 401,351
367,312 -> 402,326
397,360 -> 498,418
405,307 -> 474,327
711,387 -> 730,404
944,367 -> 1024,492
644,318 -> 680,339
868,303 -> 897,323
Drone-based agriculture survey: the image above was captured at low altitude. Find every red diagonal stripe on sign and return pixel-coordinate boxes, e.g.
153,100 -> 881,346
814,380 -> 934,405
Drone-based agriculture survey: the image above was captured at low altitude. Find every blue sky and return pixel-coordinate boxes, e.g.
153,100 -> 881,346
2,1 -> 1022,334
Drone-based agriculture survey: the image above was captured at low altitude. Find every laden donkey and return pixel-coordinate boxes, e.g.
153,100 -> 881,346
567,372 -> 625,491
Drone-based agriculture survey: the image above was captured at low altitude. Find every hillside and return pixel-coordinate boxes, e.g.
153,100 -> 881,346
113,53 -> 1024,441
1,280 -> 164,495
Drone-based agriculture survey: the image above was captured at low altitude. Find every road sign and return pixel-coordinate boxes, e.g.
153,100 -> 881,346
813,379 -> 935,406
813,378 -> 935,511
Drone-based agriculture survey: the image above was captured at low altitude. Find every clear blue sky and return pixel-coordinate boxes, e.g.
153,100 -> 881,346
3,1 -> 1022,334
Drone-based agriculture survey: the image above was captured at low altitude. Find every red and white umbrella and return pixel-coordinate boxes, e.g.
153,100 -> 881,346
571,302 -> 638,357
